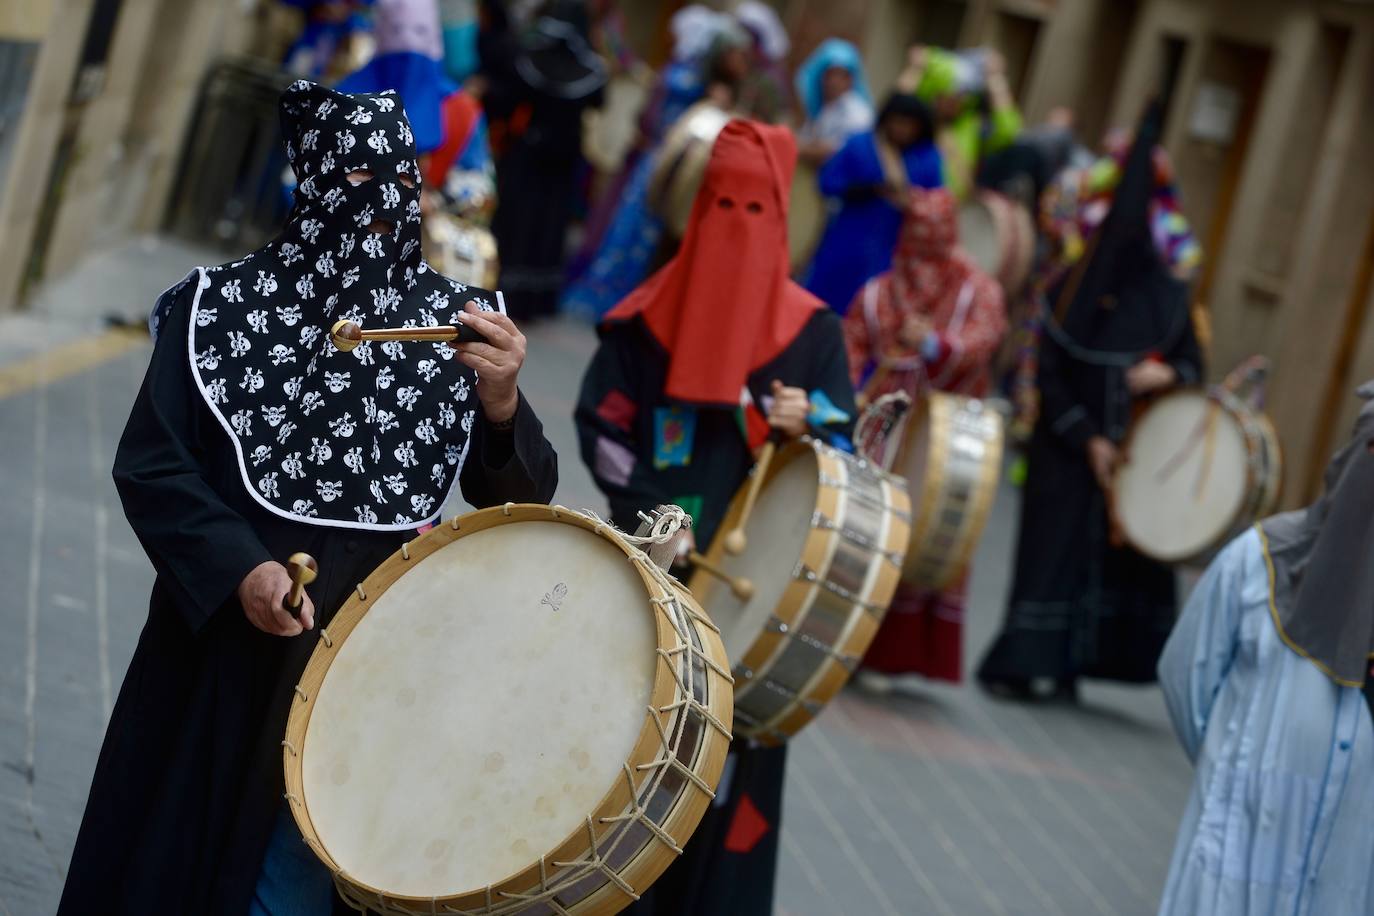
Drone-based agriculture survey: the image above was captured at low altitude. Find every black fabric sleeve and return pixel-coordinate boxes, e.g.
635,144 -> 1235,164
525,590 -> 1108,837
1037,327 -> 1098,451
1164,309 -> 1205,386
801,310 -> 859,440
460,389 -> 559,507
574,328 -> 672,522
112,285 -> 273,634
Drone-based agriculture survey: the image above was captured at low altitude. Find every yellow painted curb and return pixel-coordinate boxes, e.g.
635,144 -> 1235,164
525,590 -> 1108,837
0,328 -> 148,401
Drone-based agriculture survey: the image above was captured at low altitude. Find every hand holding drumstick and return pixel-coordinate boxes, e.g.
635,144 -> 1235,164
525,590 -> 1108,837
766,380 -> 810,440
238,552 -> 317,636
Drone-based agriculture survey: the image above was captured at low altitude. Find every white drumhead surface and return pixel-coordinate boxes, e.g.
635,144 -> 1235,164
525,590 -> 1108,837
958,202 -> 1000,275
1115,395 -> 1248,561
712,449 -> 818,664
301,521 -> 656,897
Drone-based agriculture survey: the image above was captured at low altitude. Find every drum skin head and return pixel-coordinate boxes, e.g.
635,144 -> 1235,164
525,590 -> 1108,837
1115,392 -> 1250,562
300,521 -> 655,898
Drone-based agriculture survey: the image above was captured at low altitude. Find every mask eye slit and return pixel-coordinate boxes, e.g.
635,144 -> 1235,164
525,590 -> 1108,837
746,201 -> 764,214
717,196 -> 735,209
397,173 -> 416,189
346,169 -> 375,186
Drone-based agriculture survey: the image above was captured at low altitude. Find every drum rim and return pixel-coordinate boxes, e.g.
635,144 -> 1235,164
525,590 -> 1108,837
888,392 -> 1004,591
689,438 -> 910,744
1112,387 -> 1264,563
1252,411 -> 1285,517
283,503 -> 733,912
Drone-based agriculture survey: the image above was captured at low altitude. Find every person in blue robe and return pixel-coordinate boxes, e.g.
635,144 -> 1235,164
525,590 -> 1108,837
801,92 -> 943,315
1156,382 -> 1374,916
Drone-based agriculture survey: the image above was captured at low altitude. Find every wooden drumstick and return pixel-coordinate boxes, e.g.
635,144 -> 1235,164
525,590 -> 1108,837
687,551 -> 754,601
723,432 -> 780,556
329,319 -> 488,352
284,552 -> 318,618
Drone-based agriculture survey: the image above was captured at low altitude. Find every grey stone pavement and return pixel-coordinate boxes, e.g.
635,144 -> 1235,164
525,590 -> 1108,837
0,237 -> 1193,916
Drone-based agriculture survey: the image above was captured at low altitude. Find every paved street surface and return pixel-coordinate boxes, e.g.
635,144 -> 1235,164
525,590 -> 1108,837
0,238 -> 1192,915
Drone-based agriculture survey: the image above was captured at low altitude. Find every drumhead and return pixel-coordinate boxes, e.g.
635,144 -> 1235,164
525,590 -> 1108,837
957,199 -> 1001,277
1115,392 -> 1250,562
710,448 -> 819,665
300,520 -> 657,898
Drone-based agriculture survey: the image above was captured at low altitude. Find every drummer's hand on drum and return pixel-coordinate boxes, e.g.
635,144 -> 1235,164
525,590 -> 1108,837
898,314 -> 935,350
768,380 -> 810,439
452,300 -> 527,423
238,560 -> 315,636
1086,435 -> 1121,493
1126,359 -> 1177,396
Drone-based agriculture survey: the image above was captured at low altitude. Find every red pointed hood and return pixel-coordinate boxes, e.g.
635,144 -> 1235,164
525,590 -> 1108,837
604,119 -> 822,405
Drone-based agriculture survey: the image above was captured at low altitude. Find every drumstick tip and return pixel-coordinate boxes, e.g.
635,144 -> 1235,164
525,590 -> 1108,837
723,529 -> 747,555
330,319 -> 363,352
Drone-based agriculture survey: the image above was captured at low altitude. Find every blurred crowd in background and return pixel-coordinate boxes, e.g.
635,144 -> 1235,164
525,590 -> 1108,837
255,0 -> 1204,454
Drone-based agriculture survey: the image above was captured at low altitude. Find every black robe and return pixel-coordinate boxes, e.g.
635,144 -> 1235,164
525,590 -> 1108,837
59,281 -> 557,915
977,313 -> 1202,685
486,3 -> 604,321
574,308 -> 855,915
979,100 -> 1204,687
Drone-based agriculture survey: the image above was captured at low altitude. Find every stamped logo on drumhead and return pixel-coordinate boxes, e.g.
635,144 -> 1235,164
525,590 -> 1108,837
541,582 -> 568,612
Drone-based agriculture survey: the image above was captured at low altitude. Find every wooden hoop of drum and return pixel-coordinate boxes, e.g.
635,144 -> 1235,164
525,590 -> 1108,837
647,102 -> 732,240
689,439 -> 910,745
859,392 -> 1004,591
958,191 -> 1034,298
284,504 -> 733,915
1113,389 -> 1283,564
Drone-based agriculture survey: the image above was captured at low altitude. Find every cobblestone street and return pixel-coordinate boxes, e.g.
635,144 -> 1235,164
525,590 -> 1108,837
0,239 -> 1193,916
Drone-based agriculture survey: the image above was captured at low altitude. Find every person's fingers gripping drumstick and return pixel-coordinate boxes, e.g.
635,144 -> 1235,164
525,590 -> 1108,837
724,381 -> 793,556
329,318 -> 489,351
284,552 -> 318,620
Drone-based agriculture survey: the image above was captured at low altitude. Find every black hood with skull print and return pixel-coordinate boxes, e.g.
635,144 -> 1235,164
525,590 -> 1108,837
156,80 -> 500,531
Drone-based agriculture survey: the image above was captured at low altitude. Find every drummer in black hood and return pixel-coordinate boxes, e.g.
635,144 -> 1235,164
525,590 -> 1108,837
58,81 -> 557,915
977,98 -> 1204,700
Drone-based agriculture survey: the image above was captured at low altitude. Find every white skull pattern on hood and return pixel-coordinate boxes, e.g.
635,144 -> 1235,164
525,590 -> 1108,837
152,80 -> 503,530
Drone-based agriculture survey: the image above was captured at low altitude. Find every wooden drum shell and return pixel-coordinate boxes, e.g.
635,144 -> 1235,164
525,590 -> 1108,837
689,440 -> 910,745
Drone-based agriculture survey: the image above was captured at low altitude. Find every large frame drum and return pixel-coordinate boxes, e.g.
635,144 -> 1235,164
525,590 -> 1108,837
1113,388 -> 1283,563
689,439 -> 909,744
283,504 -> 733,915
862,392 -> 1004,591
958,190 -> 1034,298
647,101 -> 732,239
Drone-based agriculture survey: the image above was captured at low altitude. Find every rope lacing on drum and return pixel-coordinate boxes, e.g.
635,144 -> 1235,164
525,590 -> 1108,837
636,702 -> 718,798
597,762 -> 684,854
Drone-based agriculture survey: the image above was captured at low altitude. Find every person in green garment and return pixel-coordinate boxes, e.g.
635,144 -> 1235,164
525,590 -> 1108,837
896,44 -> 1023,201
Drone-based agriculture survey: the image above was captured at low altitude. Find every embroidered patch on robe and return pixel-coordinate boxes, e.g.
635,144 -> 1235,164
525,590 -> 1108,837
595,388 -> 637,433
652,406 -> 695,469
723,792 -> 771,854
807,389 -> 850,427
671,493 -> 703,525
594,435 -> 637,487
735,386 -> 771,450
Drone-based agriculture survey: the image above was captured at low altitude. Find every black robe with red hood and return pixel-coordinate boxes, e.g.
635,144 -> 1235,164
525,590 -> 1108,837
575,120 -> 855,915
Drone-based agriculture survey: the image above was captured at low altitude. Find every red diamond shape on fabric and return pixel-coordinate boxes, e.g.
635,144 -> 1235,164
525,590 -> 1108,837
723,793 -> 771,854
596,388 -> 638,433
